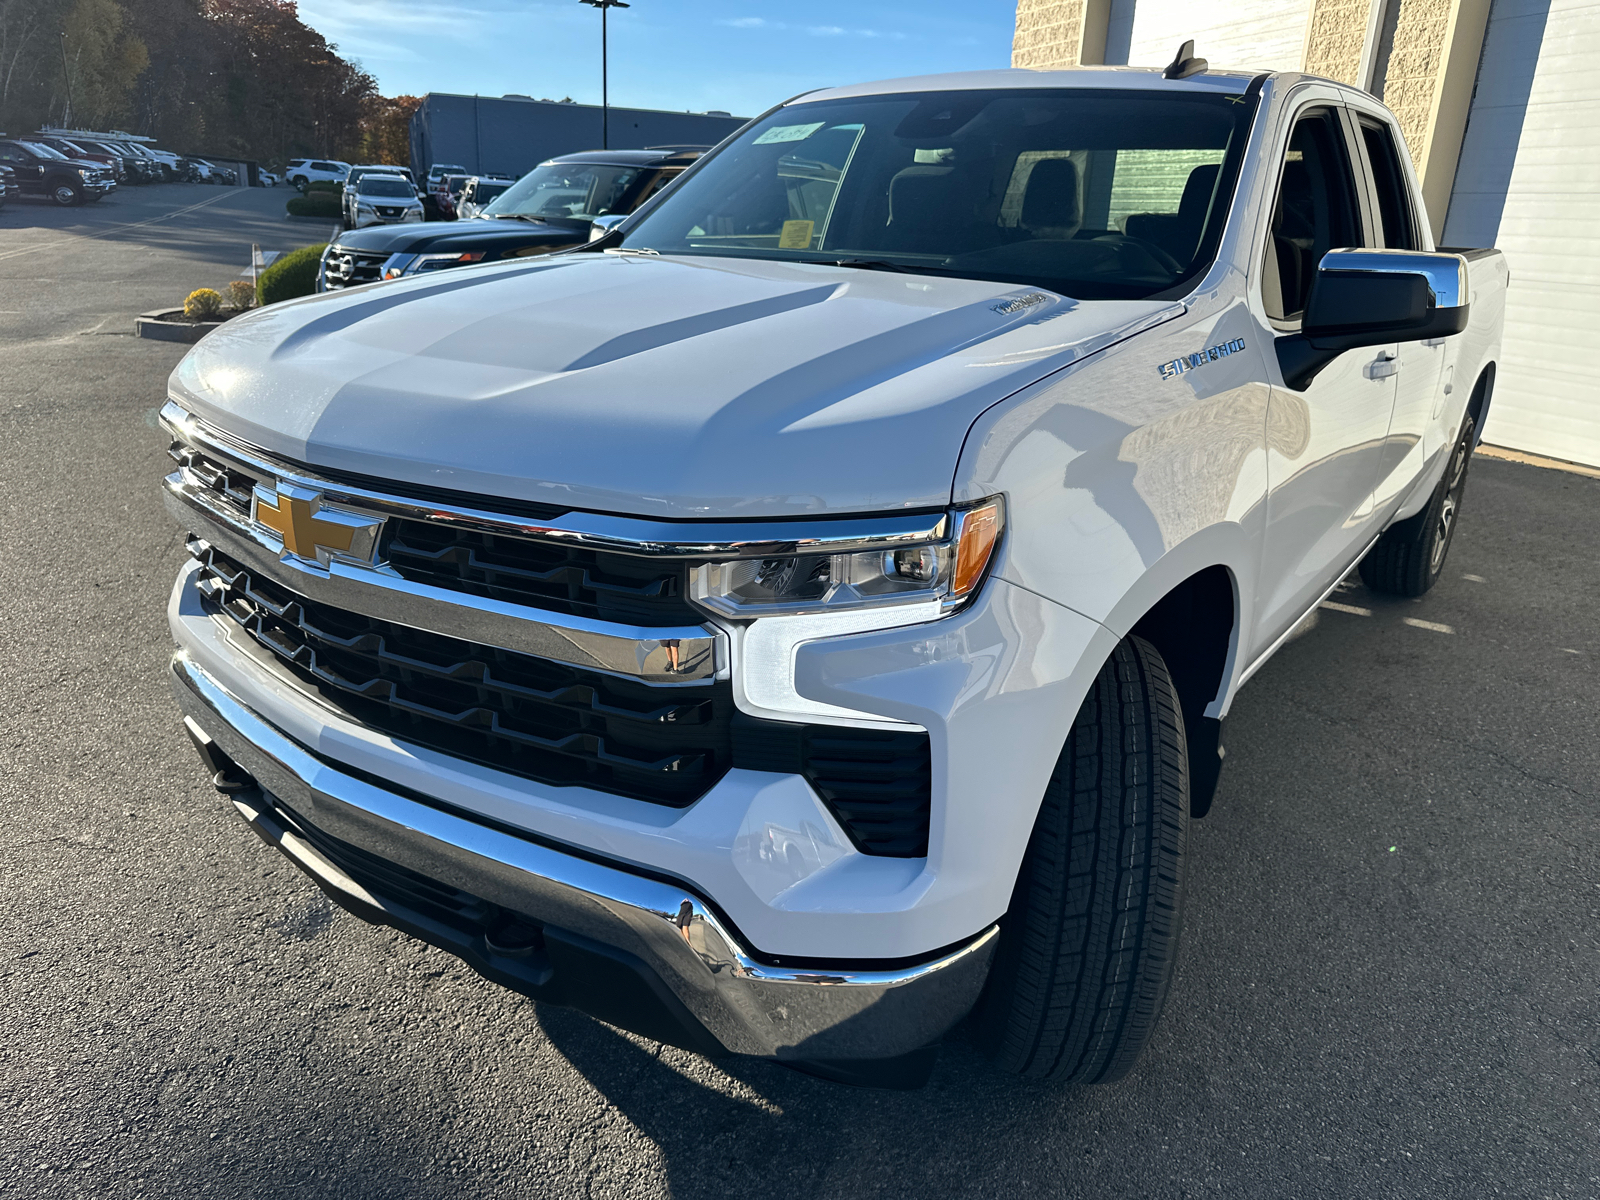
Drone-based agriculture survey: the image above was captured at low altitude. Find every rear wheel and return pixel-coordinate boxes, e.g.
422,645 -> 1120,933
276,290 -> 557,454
1359,412 -> 1476,597
977,635 -> 1190,1084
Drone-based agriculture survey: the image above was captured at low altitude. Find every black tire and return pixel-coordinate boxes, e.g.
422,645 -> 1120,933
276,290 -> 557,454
291,175 -> 308,191
49,177 -> 83,207
977,635 -> 1190,1084
1359,412 -> 1476,597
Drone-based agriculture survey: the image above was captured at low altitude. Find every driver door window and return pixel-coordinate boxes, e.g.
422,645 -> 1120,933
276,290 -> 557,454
1261,108 -> 1361,322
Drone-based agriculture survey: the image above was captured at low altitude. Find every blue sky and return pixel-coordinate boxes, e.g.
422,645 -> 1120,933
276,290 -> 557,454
294,1 -> 1019,117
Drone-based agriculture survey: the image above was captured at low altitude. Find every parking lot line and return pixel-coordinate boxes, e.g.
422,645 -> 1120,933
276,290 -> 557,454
1403,617 -> 1456,634
0,189 -> 244,264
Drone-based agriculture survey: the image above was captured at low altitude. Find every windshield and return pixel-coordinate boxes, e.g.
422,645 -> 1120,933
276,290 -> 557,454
22,141 -> 68,160
359,177 -> 415,197
617,87 -> 1258,300
483,162 -> 643,222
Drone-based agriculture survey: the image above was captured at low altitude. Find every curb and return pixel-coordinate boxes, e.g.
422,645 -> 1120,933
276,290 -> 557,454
1476,444 -> 1600,481
135,309 -> 228,344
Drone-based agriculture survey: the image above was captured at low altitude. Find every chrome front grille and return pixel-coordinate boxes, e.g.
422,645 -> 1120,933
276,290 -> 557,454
321,246 -> 387,289
164,403 -> 936,854
168,440 -> 696,627
192,541 -> 735,805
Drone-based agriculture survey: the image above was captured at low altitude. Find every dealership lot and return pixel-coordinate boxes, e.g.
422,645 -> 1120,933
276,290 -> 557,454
0,187 -> 1595,1199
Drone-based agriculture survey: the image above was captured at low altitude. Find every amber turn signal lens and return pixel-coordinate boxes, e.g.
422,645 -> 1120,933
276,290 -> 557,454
952,501 -> 1002,597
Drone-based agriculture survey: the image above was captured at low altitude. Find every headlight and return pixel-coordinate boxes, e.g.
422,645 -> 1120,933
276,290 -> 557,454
382,250 -> 487,279
77,167 -> 91,178
691,497 -> 1004,618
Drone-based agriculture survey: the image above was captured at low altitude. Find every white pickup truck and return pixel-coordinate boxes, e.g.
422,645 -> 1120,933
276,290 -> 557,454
161,63 -> 1505,1089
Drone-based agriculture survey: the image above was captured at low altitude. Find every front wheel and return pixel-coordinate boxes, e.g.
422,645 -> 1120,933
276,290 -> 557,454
50,179 -> 83,207
977,635 -> 1190,1084
1359,412 -> 1476,597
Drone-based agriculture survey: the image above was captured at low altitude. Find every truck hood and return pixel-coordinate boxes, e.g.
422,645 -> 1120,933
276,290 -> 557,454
331,217 -> 586,256
171,253 -> 1179,518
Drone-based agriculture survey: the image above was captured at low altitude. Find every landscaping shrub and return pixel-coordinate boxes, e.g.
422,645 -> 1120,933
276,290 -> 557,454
227,280 -> 255,310
183,288 -> 223,319
306,180 -> 342,195
257,243 -> 326,305
286,191 -> 341,219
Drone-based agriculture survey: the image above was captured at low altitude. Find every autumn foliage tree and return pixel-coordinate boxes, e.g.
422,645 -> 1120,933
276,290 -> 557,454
0,0 -> 411,169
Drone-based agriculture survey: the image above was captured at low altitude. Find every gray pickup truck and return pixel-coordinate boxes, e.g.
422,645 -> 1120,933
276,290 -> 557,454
162,62 -> 1505,1088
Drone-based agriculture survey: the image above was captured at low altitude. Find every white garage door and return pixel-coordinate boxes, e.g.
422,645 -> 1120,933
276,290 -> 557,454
1106,0 -> 1310,71
1444,0 -> 1600,467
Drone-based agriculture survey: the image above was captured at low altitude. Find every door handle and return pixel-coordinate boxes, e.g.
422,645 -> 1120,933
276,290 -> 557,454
1365,353 -> 1400,380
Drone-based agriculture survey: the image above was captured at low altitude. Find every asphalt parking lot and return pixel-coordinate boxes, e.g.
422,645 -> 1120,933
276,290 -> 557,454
1,184 -> 1596,1200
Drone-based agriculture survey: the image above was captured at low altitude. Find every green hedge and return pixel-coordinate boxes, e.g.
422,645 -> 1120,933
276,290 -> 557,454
306,180 -> 343,195
286,191 -> 341,218
258,243 -> 327,306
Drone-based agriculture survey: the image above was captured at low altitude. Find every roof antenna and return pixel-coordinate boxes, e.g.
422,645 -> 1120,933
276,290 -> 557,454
1163,40 -> 1208,80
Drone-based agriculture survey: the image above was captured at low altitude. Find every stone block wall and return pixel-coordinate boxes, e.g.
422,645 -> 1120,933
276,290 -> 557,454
1012,0 -> 1085,68
1302,0 -> 1371,84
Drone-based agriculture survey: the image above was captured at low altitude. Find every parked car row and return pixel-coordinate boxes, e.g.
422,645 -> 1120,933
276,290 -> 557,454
2,128 -> 245,196
0,137 -> 116,205
318,147 -> 705,289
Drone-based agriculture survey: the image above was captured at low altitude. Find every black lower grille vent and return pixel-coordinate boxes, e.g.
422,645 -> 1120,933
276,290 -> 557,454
731,717 -> 932,857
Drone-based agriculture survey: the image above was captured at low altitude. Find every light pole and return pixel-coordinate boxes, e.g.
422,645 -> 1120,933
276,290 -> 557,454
579,0 -> 629,149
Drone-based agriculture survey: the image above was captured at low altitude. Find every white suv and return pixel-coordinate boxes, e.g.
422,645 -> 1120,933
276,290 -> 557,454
286,158 -> 350,190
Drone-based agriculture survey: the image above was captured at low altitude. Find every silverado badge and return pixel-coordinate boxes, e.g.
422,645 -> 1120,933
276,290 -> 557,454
1158,337 -> 1247,380
250,482 -> 385,567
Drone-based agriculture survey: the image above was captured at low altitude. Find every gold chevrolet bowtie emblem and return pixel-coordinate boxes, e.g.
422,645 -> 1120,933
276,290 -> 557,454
251,483 -> 385,567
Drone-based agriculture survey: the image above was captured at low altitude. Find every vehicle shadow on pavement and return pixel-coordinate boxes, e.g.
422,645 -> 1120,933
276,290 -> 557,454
532,1002 -> 1104,1198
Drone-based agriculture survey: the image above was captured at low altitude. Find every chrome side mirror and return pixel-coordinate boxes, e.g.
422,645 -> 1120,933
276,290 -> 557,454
589,213 -> 628,243
1277,248 -> 1470,390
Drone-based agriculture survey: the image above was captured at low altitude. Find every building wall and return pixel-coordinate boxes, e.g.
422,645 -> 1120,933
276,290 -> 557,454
1444,0 -> 1600,465
408,96 -> 747,179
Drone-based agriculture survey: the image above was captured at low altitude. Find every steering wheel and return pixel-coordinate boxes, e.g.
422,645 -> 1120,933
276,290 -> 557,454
1094,232 -> 1185,277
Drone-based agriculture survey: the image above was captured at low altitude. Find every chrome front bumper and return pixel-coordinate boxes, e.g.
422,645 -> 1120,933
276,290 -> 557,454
171,651 -> 997,1063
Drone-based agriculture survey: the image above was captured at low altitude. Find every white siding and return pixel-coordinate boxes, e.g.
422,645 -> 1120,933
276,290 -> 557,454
1118,0 -> 1312,72
1444,0 -> 1600,466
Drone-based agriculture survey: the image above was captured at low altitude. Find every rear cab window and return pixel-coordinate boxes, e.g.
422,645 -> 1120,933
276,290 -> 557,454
1260,106 -> 1363,322
1355,115 -> 1419,251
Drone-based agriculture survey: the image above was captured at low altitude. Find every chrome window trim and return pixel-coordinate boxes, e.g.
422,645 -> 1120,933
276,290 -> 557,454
163,474 -> 725,685
161,401 -> 950,560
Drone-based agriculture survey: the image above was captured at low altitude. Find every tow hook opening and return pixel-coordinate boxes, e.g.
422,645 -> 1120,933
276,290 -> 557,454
484,912 -> 545,959
182,716 -> 254,793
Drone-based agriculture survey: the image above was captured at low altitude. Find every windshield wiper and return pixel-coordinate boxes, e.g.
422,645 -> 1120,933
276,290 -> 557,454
810,258 -> 960,278
824,258 -> 919,273
494,213 -> 547,223
604,246 -> 660,257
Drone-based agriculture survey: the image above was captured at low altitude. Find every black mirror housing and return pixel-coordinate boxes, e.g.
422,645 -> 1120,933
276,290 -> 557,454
1276,248 -> 1470,390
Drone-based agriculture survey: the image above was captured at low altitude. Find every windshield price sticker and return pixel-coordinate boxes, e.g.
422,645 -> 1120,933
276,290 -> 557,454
778,220 -> 815,249
754,122 -> 826,145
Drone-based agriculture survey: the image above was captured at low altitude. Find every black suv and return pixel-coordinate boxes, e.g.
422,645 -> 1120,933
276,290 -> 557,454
0,138 -> 115,205
319,147 -> 702,290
